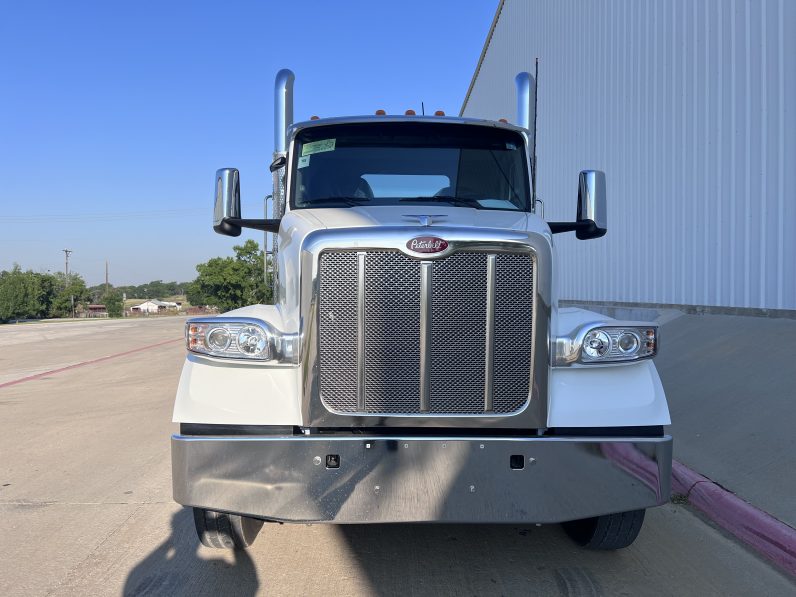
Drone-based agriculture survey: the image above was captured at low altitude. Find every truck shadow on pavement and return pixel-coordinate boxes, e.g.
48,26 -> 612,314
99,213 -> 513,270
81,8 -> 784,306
337,523 -> 607,597
123,508 -> 259,597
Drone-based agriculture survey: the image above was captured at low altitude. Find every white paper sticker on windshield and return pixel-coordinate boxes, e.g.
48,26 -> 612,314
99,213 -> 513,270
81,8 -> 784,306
298,155 -> 311,169
302,139 -> 336,156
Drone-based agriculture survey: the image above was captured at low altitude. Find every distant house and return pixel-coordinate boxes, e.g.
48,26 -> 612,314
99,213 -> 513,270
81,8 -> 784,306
86,304 -> 108,318
130,299 -> 180,314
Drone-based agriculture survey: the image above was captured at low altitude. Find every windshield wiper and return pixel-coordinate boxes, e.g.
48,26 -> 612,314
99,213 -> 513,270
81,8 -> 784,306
398,196 -> 484,209
300,196 -> 369,207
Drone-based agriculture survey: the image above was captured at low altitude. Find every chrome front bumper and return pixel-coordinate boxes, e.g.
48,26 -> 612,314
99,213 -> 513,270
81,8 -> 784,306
172,434 -> 672,524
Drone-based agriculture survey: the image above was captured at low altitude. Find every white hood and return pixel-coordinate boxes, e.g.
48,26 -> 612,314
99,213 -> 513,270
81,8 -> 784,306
287,205 -> 530,231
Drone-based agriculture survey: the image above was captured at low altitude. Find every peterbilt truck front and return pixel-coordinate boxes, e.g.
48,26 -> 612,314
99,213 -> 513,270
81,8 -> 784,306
172,69 -> 672,551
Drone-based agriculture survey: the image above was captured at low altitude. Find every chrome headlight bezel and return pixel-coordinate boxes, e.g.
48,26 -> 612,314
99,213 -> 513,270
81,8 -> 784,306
554,322 -> 658,366
185,317 -> 299,364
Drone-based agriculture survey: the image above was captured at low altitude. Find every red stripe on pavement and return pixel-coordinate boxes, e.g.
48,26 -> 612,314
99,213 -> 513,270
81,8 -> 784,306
0,337 -> 182,389
672,459 -> 796,578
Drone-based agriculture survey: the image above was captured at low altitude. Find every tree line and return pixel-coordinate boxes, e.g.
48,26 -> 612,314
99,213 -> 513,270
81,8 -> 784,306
103,280 -> 187,300
0,267 -> 122,322
1,239 -> 272,323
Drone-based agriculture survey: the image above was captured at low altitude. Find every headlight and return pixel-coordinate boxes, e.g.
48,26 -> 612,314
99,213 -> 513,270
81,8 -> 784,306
555,324 -> 657,366
582,330 -> 611,358
187,320 -> 271,360
185,317 -> 299,363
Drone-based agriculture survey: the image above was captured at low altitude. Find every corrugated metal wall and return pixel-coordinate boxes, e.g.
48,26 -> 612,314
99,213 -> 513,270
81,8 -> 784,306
462,0 -> 796,310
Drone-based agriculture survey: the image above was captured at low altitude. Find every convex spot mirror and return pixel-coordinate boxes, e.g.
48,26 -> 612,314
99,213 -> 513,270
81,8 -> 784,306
269,156 -> 286,172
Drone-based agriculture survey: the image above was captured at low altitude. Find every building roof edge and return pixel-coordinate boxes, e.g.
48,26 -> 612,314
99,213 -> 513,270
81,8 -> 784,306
459,0 -> 506,117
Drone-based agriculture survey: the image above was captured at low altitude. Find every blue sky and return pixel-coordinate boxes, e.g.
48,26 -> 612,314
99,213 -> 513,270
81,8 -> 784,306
0,1 -> 496,286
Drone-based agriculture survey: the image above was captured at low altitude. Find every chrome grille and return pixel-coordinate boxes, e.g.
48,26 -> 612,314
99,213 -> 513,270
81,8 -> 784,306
318,249 -> 534,415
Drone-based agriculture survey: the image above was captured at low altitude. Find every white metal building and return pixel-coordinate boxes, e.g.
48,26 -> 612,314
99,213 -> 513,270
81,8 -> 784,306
462,0 -> 795,311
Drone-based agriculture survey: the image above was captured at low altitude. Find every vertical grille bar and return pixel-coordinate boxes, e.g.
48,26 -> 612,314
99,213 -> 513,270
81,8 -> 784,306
419,261 -> 433,412
356,251 -> 366,411
484,254 -> 496,412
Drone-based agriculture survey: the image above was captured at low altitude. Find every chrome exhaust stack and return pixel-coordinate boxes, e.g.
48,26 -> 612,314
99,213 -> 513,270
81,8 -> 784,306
515,71 -> 538,211
274,69 -> 295,156
272,68 -> 295,220
269,69 -> 295,297
514,72 -> 536,134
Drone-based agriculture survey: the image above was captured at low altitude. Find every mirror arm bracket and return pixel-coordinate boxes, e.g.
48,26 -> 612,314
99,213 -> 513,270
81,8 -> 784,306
548,221 -> 591,234
227,218 -> 281,233
548,220 -> 606,239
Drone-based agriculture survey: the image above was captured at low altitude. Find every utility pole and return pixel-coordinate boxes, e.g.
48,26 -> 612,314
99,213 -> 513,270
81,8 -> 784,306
62,249 -> 72,281
63,249 -> 74,319
105,260 -> 109,295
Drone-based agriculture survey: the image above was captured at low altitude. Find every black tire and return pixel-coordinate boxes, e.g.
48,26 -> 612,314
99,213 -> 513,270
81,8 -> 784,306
562,509 -> 646,550
192,507 -> 264,550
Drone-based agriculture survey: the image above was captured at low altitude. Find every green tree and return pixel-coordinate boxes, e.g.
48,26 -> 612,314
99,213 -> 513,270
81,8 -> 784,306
187,240 -> 272,312
35,272 -> 59,317
0,266 -> 63,322
101,290 -> 124,317
49,272 -> 90,318
0,266 -> 39,322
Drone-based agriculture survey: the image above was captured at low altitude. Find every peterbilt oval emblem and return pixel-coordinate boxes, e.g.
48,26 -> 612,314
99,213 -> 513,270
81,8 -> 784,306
407,236 -> 448,253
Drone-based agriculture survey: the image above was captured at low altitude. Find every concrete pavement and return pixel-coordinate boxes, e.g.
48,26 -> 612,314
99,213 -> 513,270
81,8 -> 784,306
1,318 -> 794,595
655,313 -> 796,530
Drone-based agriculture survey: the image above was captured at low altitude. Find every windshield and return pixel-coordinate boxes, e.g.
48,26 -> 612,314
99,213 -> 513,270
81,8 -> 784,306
290,122 -> 531,211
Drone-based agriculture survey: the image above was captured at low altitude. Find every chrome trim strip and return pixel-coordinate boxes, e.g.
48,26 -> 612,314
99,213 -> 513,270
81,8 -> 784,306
484,254 -> 496,412
357,251 -> 366,410
419,261 -> 433,412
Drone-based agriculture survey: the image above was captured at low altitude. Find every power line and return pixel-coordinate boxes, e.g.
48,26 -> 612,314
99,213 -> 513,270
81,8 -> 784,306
0,208 -> 204,224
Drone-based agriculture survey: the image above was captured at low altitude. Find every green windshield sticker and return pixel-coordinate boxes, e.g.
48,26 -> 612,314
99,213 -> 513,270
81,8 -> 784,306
302,139 -> 336,156
297,155 -> 311,169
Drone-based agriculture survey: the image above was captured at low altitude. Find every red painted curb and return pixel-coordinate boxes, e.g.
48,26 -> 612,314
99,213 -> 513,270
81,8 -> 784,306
672,460 -> 796,578
0,337 -> 182,389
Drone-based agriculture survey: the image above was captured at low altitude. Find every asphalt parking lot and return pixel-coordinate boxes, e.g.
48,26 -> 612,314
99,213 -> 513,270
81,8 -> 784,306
1,318 -> 793,596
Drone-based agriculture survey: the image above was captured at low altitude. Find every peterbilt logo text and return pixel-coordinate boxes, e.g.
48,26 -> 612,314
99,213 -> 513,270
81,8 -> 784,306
407,237 -> 448,253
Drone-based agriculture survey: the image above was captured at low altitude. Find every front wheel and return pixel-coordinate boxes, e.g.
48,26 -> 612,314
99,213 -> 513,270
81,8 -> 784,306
192,508 -> 264,550
562,509 -> 645,550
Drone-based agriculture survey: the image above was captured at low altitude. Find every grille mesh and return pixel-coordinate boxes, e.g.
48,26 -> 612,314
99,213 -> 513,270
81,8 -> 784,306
317,252 -> 359,411
493,254 -> 535,413
318,249 -> 533,415
364,252 -> 421,413
430,253 -> 488,413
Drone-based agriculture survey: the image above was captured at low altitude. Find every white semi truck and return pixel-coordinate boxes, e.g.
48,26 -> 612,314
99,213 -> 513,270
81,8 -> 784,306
172,69 -> 672,551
